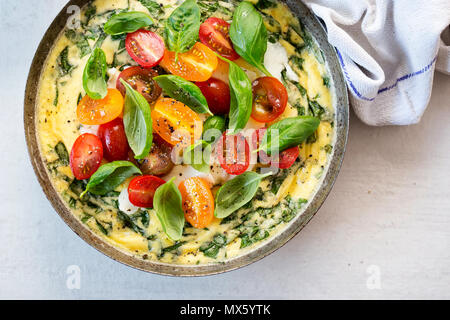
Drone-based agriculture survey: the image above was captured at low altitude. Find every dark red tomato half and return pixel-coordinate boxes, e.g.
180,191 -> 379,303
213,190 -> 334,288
273,146 -> 300,169
199,17 -> 240,60
195,78 -> 230,115
253,128 -> 299,169
216,132 -> 250,175
125,30 -> 165,68
128,175 -> 166,208
252,77 -> 288,123
116,66 -> 162,105
70,133 -> 103,180
98,118 -> 130,162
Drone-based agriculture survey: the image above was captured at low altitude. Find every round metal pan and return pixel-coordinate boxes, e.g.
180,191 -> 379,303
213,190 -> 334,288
24,0 -> 349,276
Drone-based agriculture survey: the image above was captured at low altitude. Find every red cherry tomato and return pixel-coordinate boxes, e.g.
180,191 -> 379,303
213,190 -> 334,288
253,128 -> 299,169
199,17 -> 240,60
216,132 -> 250,175
128,175 -> 166,208
116,66 -> 162,104
273,146 -> 300,169
98,118 -> 130,162
195,78 -> 231,115
125,30 -> 165,68
251,77 -> 288,123
70,133 -> 103,180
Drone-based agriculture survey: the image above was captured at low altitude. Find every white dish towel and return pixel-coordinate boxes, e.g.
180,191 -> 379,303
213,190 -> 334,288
303,0 -> 450,126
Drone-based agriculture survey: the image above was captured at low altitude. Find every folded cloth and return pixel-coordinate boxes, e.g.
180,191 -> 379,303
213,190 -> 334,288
303,0 -> 450,125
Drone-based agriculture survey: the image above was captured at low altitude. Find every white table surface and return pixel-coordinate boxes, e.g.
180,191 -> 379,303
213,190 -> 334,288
0,0 -> 449,300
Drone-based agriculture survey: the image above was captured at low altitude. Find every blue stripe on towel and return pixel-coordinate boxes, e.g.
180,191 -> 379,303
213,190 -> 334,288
335,48 -> 437,101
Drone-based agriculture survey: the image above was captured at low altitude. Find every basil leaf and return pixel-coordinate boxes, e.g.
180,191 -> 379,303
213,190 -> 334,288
230,2 -> 271,76
202,115 -> 226,144
153,178 -> 185,241
227,59 -> 253,134
154,75 -> 212,115
215,172 -> 272,218
260,116 -> 320,155
104,11 -> 154,35
83,48 -> 107,100
121,79 -> 153,159
81,161 -> 142,198
164,0 -> 201,58
183,140 -> 211,173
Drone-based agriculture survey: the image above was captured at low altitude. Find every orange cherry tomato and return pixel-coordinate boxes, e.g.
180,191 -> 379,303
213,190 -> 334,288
179,177 -> 215,229
152,98 -> 203,146
160,42 -> 218,82
77,89 -> 124,125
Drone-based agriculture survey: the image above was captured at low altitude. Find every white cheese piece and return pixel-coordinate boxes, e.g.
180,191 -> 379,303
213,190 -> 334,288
162,165 -> 216,187
107,67 -> 121,88
264,42 -> 299,82
79,125 -> 99,136
118,186 -> 140,215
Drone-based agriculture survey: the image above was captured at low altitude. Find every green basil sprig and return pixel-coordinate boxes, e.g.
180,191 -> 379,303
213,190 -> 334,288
104,11 -> 154,35
229,2 -> 272,76
225,58 -> 253,134
164,0 -> 201,59
215,172 -> 273,218
81,161 -> 142,198
121,79 -> 153,159
153,178 -> 186,241
154,75 -> 213,115
83,48 -> 108,100
183,140 -> 212,173
259,116 -> 320,155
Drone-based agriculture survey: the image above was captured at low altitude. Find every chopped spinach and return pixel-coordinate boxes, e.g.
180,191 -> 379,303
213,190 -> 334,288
160,242 -> 186,257
200,234 -> 227,258
57,46 -> 73,76
289,55 -> 304,71
54,142 -> 69,165
256,0 -> 277,10
138,0 -> 164,17
308,99 -> 326,119
65,30 -> 91,58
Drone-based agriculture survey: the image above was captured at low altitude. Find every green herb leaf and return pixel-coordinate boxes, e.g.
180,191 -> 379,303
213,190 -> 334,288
81,161 -> 142,198
104,11 -> 154,35
138,0 -> 164,17
215,172 -> 272,219
121,79 -> 153,159
183,140 -> 211,173
259,116 -> 320,155
229,2 -> 271,76
164,0 -> 201,58
83,48 -> 108,99
54,142 -> 69,165
226,59 -> 253,133
153,178 -> 185,241
57,46 -> 73,76
154,75 -> 212,115
202,115 -> 226,143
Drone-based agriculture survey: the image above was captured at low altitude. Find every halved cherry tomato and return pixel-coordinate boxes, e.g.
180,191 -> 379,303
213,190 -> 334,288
139,134 -> 174,176
70,133 -> 103,180
116,66 -> 162,105
77,88 -> 124,125
152,98 -> 203,146
179,177 -> 215,229
251,77 -> 288,123
216,132 -> 250,175
125,30 -> 165,68
274,146 -> 300,169
253,128 -> 299,169
199,17 -> 240,60
128,175 -> 166,208
195,78 -> 230,115
160,42 -> 218,82
98,118 -> 129,161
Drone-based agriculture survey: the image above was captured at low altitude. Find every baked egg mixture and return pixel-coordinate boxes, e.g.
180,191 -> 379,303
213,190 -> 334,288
37,0 -> 335,265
